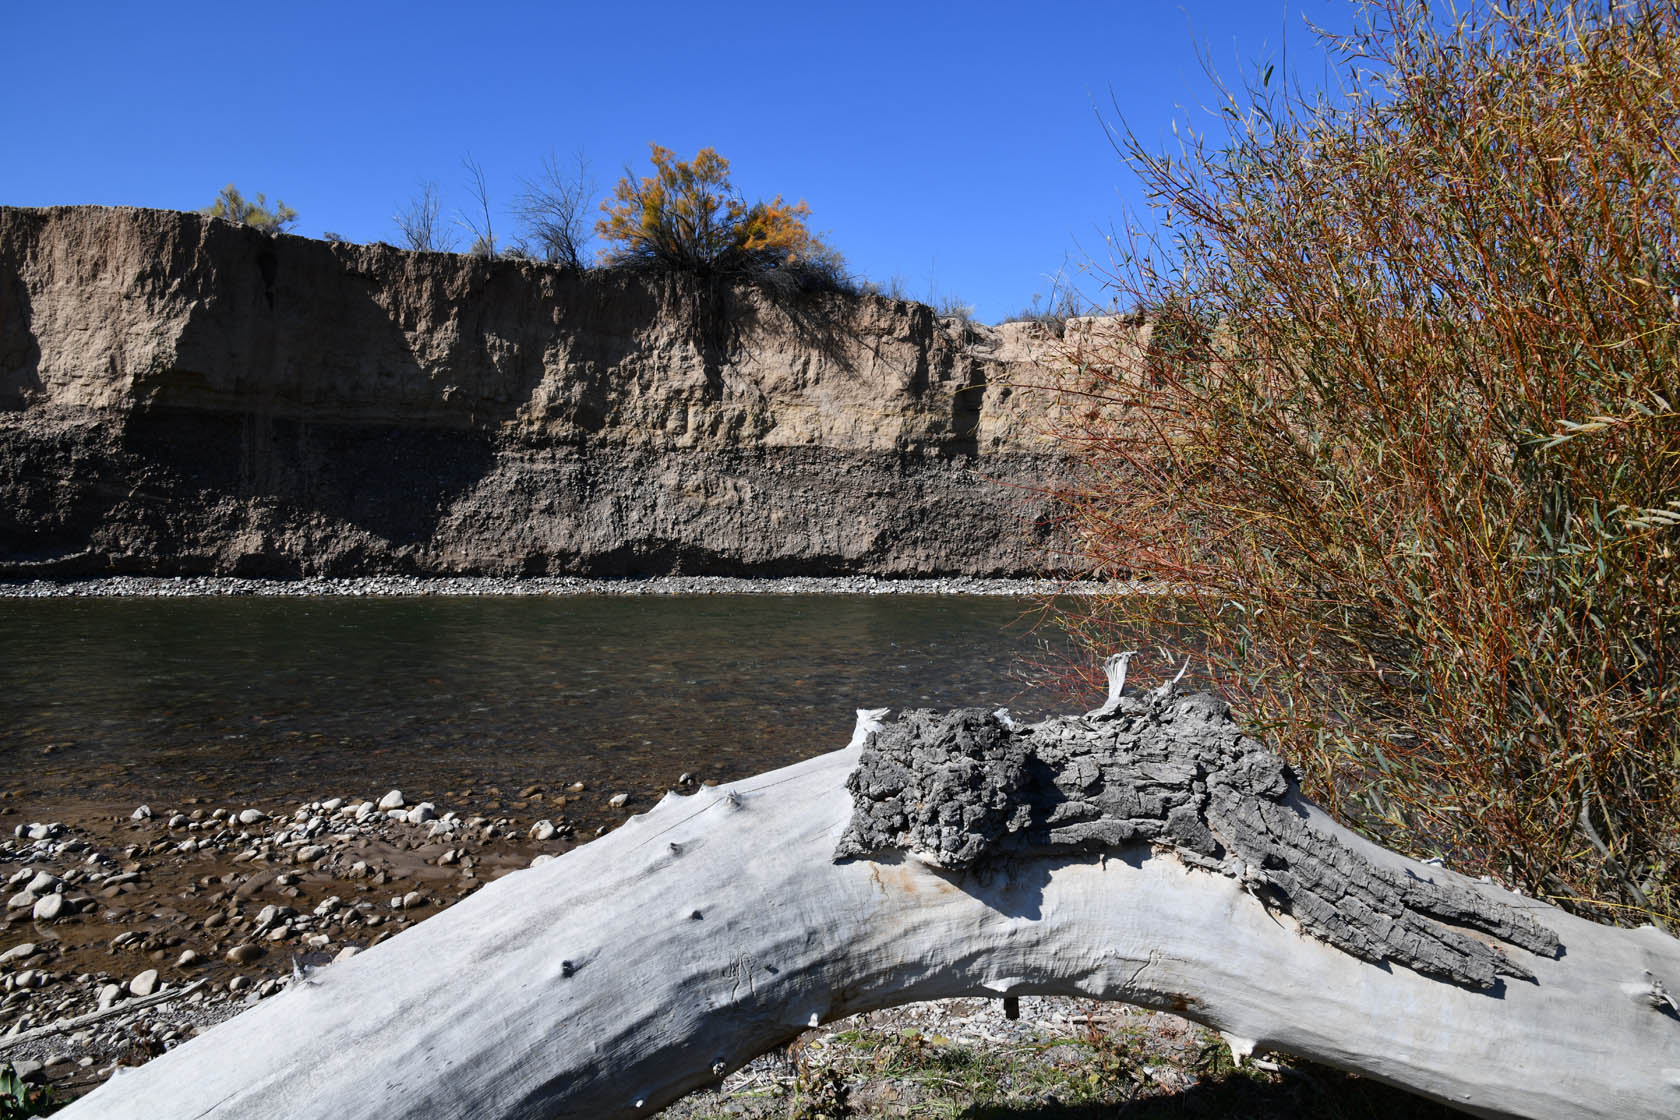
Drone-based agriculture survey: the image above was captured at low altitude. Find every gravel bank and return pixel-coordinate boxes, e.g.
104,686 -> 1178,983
0,780 -> 638,1102
0,575 -> 1129,599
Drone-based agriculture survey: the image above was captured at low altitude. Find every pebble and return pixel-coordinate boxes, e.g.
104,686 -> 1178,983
529,854 -> 556,867
608,793 -> 630,809
0,943 -> 35,964
131,805 -> 153,821
127,969 -> 159,997
176,950 -> 201,967
96,983 -> 121,1010
237,809 -> 266,825
225,944 -> 264,965
26,871 -> 57,895
378,790 -> 406,810
295,845 -> 326,863
31,893 -> 64,921
529,820 -> 556,841
6,891 -> 34,910
404,803 -> 435,825
333,946 -> 360,964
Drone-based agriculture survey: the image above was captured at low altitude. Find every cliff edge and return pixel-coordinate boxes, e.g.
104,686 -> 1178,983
0,205 -> 1102,579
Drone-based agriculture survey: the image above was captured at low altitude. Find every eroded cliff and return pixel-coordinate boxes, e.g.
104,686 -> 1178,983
0,205 -> 1101,578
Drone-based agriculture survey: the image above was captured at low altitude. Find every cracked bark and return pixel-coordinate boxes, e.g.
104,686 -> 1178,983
836,693 -> 1560,990
61,693 -> 1680,1120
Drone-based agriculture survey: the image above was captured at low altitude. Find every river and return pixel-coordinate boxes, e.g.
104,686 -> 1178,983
0,594 -> 1078,816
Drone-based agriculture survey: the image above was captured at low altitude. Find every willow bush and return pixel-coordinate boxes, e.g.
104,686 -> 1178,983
1051,0 -> 1680,928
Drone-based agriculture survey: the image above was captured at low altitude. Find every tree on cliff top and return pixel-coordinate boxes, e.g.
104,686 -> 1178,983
596,144 -> 847,289
201,184 -> 297,233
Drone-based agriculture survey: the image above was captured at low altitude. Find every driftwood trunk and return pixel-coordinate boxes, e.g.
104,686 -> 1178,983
61,682 -> 1680,1119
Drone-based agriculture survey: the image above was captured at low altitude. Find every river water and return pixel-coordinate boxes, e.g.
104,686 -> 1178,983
0,595 -> 1079,813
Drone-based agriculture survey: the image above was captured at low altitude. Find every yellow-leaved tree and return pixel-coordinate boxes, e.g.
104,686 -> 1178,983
597,145 -> 845,286
201,184 -> 297,233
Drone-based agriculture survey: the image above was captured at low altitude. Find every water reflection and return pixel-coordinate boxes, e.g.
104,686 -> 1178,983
0,596 -> 1076,807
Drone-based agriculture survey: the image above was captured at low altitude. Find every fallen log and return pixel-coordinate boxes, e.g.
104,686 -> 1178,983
61,674 -> 1680,1119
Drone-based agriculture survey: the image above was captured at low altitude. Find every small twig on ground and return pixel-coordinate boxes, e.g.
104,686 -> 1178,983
0,979 -> 209,1052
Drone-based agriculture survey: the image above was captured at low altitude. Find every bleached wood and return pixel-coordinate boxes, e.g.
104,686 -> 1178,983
60,707 -> 1680,1120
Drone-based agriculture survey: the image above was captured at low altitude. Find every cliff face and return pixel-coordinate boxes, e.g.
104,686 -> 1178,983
0,205 -> 1096,578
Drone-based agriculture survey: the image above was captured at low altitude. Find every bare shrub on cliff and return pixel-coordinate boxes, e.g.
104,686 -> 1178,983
514,151 -> 595,269
597,144 -> 848,290
1051,0 -> 1680,928
201,184 -> 296,233
457,154 -> 497,257
393,181 -> 455,253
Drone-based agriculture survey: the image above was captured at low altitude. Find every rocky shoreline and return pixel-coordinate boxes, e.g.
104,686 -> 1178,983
0,575 -> 1127,599
0,779 -> 650,1103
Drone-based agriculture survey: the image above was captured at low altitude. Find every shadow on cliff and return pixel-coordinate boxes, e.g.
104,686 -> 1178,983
0,262 -> 41,410
607,265 -> 870,402
742,277 -> 872,379
119,409 -> 498,575
114,236 -> 505,575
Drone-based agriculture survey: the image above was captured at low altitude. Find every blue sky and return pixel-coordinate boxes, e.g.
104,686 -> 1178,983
4,1 -> 1359,323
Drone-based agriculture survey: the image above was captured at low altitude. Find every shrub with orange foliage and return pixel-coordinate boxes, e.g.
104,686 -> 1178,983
596,144 -> 846,286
